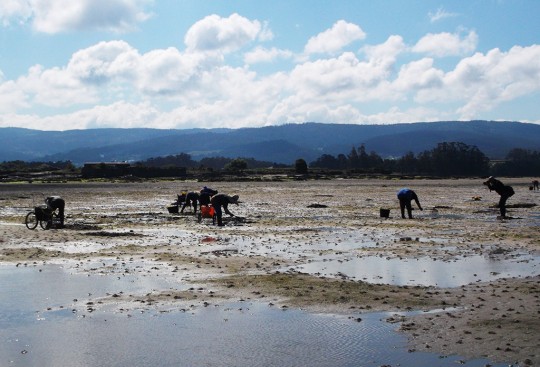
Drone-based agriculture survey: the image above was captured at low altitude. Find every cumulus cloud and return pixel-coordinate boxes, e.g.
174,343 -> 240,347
244,46 -> 293,64
67,40 -> 139,83
413,45 -> 540,119
412,30 -> 478,57
184,13 -> 262,53
304,20 -> 366,55
393,58 -> 444,92
1,12 -> 539,130
363,35 -> 406,65
0,101 -> 159,130
0,80 -> 29,113
0,0 -> 33,26
1,0 -> 152,33
18,64 -> 99,107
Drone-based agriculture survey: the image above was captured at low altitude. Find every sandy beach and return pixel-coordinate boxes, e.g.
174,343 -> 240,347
1,178 -> 538,366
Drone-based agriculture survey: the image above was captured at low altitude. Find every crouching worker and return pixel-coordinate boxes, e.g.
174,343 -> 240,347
181,192 -> 199,214
45,196 -> 65,227
199,186 -> 218,208
210,194 -> 239,226
397,188 -> 423,219
483,176 -> 514,218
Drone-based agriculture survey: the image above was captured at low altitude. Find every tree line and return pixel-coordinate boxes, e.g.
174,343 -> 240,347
309,142 -> 540,177
0,160 -> 75,173
2,142 -> 539,178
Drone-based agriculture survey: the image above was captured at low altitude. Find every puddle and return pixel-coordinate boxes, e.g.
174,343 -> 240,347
294,253 -> 540,287
0,265 -> 509,367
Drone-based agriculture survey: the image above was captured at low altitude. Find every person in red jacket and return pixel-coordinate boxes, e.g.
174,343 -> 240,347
483,176 -> 514,218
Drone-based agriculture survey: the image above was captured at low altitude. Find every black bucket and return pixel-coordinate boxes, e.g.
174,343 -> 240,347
379,208 -> 390,218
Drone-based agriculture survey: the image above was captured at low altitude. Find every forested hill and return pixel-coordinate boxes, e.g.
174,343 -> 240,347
1,120 -> 539,165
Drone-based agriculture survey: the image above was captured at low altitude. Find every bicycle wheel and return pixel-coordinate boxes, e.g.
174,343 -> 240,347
40,218 -> 52,230
25,211 -> 38,229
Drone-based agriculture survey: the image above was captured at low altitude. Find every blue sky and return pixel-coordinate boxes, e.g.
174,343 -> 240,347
1,0 -> 539,130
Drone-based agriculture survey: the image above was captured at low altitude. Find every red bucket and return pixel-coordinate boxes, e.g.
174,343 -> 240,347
201,205 -> 215,218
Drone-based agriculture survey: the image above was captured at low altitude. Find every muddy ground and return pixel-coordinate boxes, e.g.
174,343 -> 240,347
0,178 -> 539,366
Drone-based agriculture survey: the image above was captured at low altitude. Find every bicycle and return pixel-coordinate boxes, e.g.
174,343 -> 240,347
25,206 -> 61,230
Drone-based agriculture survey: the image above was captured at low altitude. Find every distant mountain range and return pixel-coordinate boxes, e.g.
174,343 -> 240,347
1,121 -> 539,165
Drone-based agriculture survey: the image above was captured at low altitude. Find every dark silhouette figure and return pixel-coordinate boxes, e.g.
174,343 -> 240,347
210,194 -> 239,226
397,188 -> 423,219
533,180 -> 539,190
199,186 -> 218,208
181,192 -> 199,213
483,176 -> 514,218
45,196 -> 65,226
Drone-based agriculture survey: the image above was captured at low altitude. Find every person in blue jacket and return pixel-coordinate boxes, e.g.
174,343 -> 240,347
397,188 -> 423,219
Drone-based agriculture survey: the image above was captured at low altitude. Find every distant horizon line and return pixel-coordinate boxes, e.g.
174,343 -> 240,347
0,119 -> 534,132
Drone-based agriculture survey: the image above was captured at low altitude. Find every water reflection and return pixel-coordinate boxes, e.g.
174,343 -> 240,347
0,265 -> 510,367
296,253 -> 539,287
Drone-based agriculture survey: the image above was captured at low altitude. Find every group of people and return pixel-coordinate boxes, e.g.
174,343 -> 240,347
178,186 -> 240,226
397,176 -> 518,219
41,176 -> 533,229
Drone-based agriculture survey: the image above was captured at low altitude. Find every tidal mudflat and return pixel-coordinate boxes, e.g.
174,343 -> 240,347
1,178 -> 538,366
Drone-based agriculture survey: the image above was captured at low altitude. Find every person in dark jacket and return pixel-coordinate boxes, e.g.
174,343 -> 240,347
397,188 -> 423,219
483,176 -> 514,218
181,192 -> 199,214
199,186 -> 218,208
45,196 -> 65,226
210,194 -> 239,226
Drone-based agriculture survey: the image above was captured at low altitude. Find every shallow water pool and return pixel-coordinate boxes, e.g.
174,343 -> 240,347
294,252 -> 540,287
0,265 -> 510,367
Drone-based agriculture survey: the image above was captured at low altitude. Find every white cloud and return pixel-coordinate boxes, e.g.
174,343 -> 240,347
428,7 -> 458,23
137,48 -> 214,96
304,20 -> 366,55
414,45 -> 540,119
0,80 -> 29,112
0,101 -> 159,130
244,46 -> 293,64
0,0 -> 33,26
393,58 -> 444,92
363,35 -> 406,65
67,40 -> 139,83
363,106 -> 446,124
22,64 -> 99,107
1,12 -> 539,130
412,30 -> 478,57
184,13 -> 262,53
1,0 -> 152,33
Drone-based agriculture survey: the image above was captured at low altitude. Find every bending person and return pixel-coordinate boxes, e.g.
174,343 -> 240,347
483,176 -> 514,218
45,196 -> 65,227
210,194 -> 239,226
397,188 -> 423,219
181,192 -> 199,214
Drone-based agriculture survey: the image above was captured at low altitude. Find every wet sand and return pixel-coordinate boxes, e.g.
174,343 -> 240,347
1,178 -> 539,365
